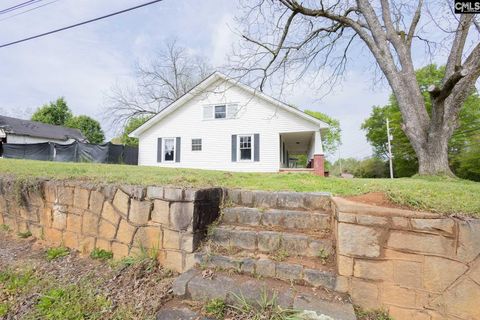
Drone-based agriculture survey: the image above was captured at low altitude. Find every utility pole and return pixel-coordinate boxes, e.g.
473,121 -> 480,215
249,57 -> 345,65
386,118 -> 394,179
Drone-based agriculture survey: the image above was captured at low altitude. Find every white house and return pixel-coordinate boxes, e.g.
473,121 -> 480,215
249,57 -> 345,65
130,72 -> 328,175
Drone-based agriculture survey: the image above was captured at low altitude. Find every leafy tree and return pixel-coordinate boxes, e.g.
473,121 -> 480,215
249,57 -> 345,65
304,110 -> 341,156
329,157 -> 387,178
453,136 -> 480,181
31,97 -> 72,126
118,116 -> 150,146
362,65 -> 480,179
65,116 -> 105,144
354,158 -> 388,178
329,158 -> 360,177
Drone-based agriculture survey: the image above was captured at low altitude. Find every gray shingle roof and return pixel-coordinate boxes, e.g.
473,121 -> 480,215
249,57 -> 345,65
0,115 -> 87,142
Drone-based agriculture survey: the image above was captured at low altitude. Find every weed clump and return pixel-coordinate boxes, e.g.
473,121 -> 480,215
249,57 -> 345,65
46,247 -> 69,261
90,248 -> 113,261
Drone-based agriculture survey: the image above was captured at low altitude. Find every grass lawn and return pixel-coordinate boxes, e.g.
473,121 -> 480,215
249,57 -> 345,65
0,158 -> 479,216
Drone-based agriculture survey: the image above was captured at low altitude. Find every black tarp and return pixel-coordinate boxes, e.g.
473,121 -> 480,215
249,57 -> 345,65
2,142 -> 53,161
77,143 -> 109,163
107,143 -> 124,164
53,142 -> 78,162
2,141 -> 138,165
123,146 -> 138,165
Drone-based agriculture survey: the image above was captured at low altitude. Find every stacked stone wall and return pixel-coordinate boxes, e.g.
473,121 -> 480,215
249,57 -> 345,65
0,178 -> 221,272
333,197 -> 480,320
1,179 -> 479,319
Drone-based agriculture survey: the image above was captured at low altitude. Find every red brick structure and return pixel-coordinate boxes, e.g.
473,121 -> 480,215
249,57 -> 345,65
313,154 -> 325,176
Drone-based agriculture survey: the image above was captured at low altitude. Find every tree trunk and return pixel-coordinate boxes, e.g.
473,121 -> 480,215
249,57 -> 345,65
415,130 -> 454,176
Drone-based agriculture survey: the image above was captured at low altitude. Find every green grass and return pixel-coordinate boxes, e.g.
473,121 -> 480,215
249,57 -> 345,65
0,269 -> 37,294
90,248 -> 113,261
0,158 -> 479,216
32,286 -> 110,320
45,247 -> 69,261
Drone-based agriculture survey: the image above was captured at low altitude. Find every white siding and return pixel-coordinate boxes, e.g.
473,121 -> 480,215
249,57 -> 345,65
138,80 -> 321,172
6,134 -> 75,145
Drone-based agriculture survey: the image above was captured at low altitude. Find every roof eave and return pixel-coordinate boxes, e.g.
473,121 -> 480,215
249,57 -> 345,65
129,71 -> 330,137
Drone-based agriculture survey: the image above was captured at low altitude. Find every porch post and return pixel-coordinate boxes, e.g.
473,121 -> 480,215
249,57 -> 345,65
313,131 -> 325,176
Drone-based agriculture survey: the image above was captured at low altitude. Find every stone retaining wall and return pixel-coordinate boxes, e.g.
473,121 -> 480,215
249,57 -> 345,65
333,197 -> 480,320
0,177 -> 222,272
1,178 -> 479,319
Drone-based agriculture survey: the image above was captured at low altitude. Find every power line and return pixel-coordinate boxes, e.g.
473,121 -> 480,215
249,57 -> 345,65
0,0 -> 60,23
0,0 -> 43,15
0,0 -> 164,49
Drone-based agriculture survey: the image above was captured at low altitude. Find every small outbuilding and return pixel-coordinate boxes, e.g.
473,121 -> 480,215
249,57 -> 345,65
0,115 -> 86,145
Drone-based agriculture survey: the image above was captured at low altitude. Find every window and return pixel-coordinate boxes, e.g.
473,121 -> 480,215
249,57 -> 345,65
192,139 -> 202,151
214,105 -> 226,119
163,138 -> 175,162
203,104 -> 238,120
239,135 -> 252,161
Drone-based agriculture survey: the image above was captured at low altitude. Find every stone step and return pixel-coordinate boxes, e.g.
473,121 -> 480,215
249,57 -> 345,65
173,269 -> 356,320
195,252 -> 337,289
225,190 -> 331,212
210,225 -> 334,258
222,206 -> 331,231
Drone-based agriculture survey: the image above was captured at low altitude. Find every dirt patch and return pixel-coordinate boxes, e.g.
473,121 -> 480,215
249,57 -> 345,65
344,192 -> 409,210
0,231 -> 177,319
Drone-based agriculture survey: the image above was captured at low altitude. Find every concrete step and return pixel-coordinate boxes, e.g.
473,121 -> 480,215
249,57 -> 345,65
222,206 -> 331,231
195,252 -> 336,289
173,269 -> 356,320
210,225 -> 334,258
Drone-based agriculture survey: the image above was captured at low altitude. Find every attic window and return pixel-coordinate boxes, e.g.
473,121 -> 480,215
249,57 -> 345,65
214,105 -> 226,119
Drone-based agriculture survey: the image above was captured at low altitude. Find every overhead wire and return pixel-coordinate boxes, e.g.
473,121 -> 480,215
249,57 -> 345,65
0,0 -> 164,49
0,0 -> 61,23
0,0 -> 44,15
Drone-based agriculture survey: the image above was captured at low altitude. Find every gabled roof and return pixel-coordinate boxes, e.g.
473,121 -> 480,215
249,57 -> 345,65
129,71 -> 329,138
0,115 -> 87,142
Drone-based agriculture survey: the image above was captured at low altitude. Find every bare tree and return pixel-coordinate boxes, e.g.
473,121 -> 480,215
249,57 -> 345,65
105,40 -> 211,128
233,0 -> 480,176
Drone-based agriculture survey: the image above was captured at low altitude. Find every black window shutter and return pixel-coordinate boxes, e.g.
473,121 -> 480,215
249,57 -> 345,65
254,134 -> 260,162
175,137 -> 181,162
157,138 -> 162,162
231,135 -> 237,162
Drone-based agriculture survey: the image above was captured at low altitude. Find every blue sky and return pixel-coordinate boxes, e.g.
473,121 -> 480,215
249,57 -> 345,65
0,0 -> 395,160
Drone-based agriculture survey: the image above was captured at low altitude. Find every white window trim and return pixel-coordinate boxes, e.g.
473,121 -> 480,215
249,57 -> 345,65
162,137 -> 176,163
237,134 -> 254,162
191,138 -> 202,151
203,103 -> 239,121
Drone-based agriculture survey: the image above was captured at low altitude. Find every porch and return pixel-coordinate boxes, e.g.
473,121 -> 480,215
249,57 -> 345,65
279,130 -> 325,176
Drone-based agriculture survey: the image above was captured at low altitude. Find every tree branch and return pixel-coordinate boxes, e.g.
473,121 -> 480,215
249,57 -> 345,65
444,14 -> 473,79
406,0 -> 423,48
428,68 -> 468,102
